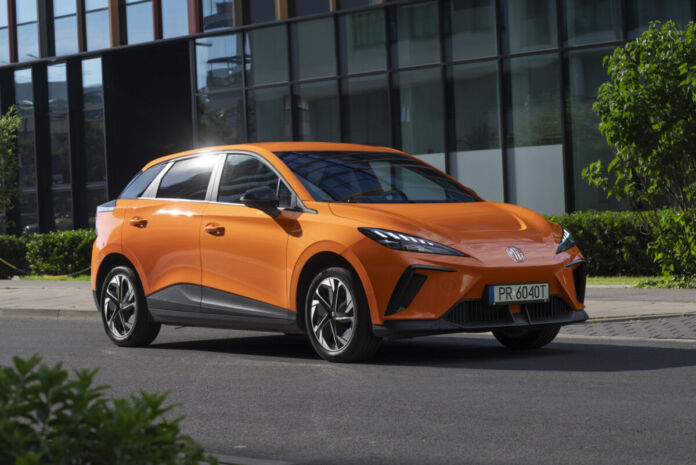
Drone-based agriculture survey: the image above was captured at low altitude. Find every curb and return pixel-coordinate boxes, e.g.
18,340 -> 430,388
0,308 -> 695,325
0,308 -> 100,321
211,453 -> 294,465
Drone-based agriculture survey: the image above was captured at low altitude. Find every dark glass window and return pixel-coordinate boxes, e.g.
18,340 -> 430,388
338,0 -> 371,10
503,54 -> 564,214
126,1 -> 154,44
394,67 -> 445,169
275,151 -> 479,203
0,28 -> 9,65
162,0 -> 189,38
450,61 -> 503,202
54,15 -> 79,56
195,33 -> 243,93
86,187 -> 107,228
157,155 -> 218,200
218,154 -> 289,206
197,90 -> 245,145
48,63 -> 71,187
119,163 -> 167,199
202,0 -> 237,30
246,86 -> 291,142
338,9 -> 386,75
244,0 -> 275,24
82,58 -> 106,183
289,0 -> 329,17
342,74 -> 390,146
627,0 -> 691,39
291,18 -> 336,80
15,68 -> 38,233
294,80 -> 340,142
566,47 -> 622,211
391,1 -> 440,68
500,0 -> 557,54
17,23 -> 39,61
86,8 -> 109,50
245,25 -> 288,86
450,0 -> 497,60
563,0 -> 621,46
54,0 -> 77,16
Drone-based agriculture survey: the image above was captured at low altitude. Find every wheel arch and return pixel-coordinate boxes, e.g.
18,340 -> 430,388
95,253 -> 138,303
292,248 -> 378,331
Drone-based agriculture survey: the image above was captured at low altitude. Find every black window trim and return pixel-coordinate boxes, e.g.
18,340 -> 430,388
210,150 -> 315,213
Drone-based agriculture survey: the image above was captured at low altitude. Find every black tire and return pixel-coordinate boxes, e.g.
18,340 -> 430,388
304,267 -> 381,362
492,326 -> 560,349
100,266 -> 160,347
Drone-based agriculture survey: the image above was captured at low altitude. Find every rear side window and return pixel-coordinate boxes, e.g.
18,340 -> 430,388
119,163 -> 166,199
218,154 -> 291,207
156,155 -> 218,200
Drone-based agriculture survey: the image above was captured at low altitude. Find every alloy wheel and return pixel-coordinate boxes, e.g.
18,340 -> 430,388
309,276 -> 357,352
103,273 -> 138,340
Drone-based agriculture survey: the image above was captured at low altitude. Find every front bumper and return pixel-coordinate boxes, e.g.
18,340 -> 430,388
373,295 -> 588,338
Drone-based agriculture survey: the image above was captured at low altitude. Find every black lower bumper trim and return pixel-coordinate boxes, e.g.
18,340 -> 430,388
373,297 -> 588,339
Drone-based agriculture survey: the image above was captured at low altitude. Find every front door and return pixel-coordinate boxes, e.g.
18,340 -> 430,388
200,153 -> 293,321
121,154 -> 219,313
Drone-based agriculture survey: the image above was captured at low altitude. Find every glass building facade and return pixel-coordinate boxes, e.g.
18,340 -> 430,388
0,0 -> 693,234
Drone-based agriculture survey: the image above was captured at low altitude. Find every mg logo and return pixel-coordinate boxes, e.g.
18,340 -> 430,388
506,246 -> 525,263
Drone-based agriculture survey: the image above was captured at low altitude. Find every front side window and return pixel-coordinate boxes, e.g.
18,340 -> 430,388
119,163 -> 166,199
156,155 -> 217,200
276,151 -> 479,203
218,154 -> 291,207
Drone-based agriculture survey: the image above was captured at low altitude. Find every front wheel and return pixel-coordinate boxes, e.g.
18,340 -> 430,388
100,266 -> 160,347
304,267 -> 381,362
492,326 -> 560,349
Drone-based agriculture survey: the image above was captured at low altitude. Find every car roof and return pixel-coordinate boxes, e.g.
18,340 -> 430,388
141,142 -> 404,171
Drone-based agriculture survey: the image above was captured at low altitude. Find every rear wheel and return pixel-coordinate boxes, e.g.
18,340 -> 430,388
304,267 -> 381,362
492,326 -> 560,349
100,266 -> 160,347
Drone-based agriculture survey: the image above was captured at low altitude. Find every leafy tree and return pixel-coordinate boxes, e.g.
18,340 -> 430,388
586,21 -> 696,276
0,355 -> 218,465
0,107 -> 22,231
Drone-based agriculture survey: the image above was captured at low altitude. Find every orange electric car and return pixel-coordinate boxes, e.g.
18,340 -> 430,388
91,142 -> 587,362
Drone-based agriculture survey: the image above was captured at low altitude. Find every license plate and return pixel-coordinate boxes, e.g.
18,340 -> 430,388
489,283 -> 549,305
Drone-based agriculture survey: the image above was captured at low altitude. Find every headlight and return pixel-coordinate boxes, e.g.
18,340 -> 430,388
358,227 -> 467,257
556,228 -> 576,254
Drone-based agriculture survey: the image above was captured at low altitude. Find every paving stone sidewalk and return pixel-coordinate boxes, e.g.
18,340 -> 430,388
1,280 -> 695,322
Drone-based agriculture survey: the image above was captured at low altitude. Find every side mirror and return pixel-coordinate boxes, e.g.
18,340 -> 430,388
241,186 -> 281,218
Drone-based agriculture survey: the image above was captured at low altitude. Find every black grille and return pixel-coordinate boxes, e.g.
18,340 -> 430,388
573,263 -> 587,303
444,300 -> 514,326
524,297 -> 574,323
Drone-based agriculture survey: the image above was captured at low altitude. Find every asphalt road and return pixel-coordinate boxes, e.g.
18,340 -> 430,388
1,318 -> 695,465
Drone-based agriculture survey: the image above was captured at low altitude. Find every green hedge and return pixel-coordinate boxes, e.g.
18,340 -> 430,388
0,234 -> 30,278
547,210 -> 661,276
25,229 -> 96,275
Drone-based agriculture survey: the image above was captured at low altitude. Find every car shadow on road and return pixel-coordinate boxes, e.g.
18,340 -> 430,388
149,332 -> 696,372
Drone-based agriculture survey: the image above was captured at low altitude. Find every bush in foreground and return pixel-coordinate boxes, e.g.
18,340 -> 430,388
0,355 -> 217,465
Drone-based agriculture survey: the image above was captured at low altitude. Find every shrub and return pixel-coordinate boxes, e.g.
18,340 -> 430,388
0,234 -> 30,278
25,229 -> 96,275
547,210 -> 661,276
0,355 -> 217,465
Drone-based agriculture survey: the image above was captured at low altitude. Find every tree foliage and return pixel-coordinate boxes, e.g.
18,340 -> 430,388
586,21 -> 696,276
0,355 -> 217,465
0,107 -> 22,228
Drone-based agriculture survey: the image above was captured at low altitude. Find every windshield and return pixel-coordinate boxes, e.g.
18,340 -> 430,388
274,151 -> 479,203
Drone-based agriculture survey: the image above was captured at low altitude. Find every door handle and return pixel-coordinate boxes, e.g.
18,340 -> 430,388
204,223 -> 225,236
129,217 -> 148,228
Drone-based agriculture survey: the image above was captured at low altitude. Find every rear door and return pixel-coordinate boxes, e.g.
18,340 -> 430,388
200,152 -> 294,321
121,153 -> 220,313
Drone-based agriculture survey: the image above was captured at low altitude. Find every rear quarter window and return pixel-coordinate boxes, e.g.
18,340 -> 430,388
119,163 -> 166,199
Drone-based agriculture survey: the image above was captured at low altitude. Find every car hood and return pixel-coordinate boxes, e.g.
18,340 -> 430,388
329,201 -> 562,263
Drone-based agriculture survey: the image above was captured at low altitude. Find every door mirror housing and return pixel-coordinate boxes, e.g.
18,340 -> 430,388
241,186 -> 281,218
